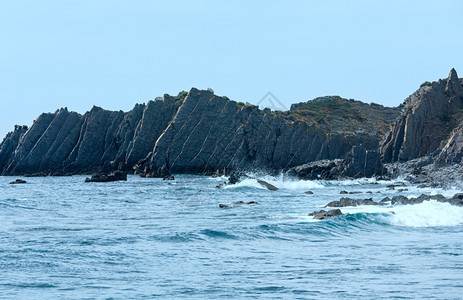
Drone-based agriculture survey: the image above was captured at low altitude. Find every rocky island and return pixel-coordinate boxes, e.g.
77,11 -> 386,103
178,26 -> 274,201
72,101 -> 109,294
1,69 -> 462,184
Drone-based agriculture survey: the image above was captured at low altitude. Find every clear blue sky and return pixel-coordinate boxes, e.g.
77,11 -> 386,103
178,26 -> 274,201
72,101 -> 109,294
1,0 -> 462,139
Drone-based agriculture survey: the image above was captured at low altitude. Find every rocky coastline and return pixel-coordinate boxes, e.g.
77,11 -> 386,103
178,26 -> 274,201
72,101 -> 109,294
1,69 -> 462,185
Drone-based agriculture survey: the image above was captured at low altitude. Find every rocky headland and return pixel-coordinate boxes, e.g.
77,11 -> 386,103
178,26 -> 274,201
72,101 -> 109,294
1,69 -> 462,184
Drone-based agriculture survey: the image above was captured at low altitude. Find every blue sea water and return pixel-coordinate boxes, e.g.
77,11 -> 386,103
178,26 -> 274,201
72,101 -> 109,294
1,174 -> 463,299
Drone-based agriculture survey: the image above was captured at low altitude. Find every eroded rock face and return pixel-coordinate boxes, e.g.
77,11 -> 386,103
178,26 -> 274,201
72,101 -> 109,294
0,95 -> 183,175
380,69 -> 463,163
0,87 -> 401,177
134,88 -> 370,177
286,145 -> 384,180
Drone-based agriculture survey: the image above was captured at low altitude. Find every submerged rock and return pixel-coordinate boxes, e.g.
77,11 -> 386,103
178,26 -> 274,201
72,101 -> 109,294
163,175 -> 175,180
9,179 -> 26,184
308,209 -> 343,220
85,171 -> 127,183
219,201 -> 258,208
325,197 -> 378,207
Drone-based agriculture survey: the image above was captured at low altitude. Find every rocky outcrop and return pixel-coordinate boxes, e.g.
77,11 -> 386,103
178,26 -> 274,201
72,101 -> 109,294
134,88 -> 378,177
0,125 -> 28,168
308,209 -> 343,220
84,171 -> 127,183
288,96 -> 400,137
380,69 -> 463,163
286,145 -> 384,180
0,86 -> 407,178
325,197 -> 378,207
0,94 -> 184,175
9,179 -> 26,184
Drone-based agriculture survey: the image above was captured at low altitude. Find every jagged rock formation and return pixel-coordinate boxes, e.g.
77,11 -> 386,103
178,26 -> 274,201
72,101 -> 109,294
0,87 -> 398,176
289,68 -> 463,181
286,145 -> 384,180
133,88 -> 380,177
380,69 -> 463,163
0,94 -> 184,175
0,125 -> 28,169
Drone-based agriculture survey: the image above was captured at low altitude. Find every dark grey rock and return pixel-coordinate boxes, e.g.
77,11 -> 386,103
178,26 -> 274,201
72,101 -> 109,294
134,88 -> 375,177
9,179 -> 26,184
381,69 -> 463,163
0,95 -> 183,176
325,197 -> 377,207
257,179 -> 278,191
85,171 -> 127,183
308,209 -> 343,220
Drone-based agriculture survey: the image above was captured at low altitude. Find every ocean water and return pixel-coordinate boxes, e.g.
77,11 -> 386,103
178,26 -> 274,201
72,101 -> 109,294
1,174 -> 463,299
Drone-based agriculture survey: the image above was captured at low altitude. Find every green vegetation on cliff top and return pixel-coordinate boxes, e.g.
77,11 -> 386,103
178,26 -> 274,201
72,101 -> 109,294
283,96 -> 400,137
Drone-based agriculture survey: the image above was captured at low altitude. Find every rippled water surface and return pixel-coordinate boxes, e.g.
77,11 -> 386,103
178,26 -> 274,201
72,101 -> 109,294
1,175 -> 463,299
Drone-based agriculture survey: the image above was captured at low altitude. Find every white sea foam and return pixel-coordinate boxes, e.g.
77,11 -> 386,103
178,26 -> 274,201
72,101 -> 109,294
386,201 -> 463,227
224,174 -> 324,190
342,200 -> 463,227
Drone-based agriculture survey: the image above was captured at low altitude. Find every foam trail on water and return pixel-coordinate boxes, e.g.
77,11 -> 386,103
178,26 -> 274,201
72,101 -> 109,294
342,201 -> 463,227
386,201 -> 463,227
224,178 -> 266,189
223,173 -> 324,190
262,174 -> 324,190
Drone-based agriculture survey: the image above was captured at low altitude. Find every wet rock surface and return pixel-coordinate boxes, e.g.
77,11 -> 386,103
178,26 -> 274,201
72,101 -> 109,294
9,179 -> 26,184
325,197 -> 378,207
308,209 -> 343,220
85,171 -> 127,183
257,180 -> 278,191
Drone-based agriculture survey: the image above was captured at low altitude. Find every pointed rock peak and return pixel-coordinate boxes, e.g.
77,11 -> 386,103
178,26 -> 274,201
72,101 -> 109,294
90,105 -> 103,112
448,68 -> 459,82
445,68 -> 462,94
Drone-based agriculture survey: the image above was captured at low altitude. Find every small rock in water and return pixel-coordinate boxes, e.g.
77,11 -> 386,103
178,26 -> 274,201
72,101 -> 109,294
9,179 -> 26,184
349,191 -> 362,194
325,197 -> 378,207
257,179 -> 278,191
220,201 -> 258,208
163,175 -> 175,180
305,191 -> 314,194
228,172 -> 241,184
339,190 -> 348,194
379,197 -> 391,204
308,209 -> 343,220
397,188 -> 408,192
232,201 -> 258,205
85,171 -> 127,183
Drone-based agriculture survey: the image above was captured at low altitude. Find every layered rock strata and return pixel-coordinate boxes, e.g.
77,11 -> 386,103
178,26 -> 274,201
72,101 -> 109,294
0,88 -> 393,176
